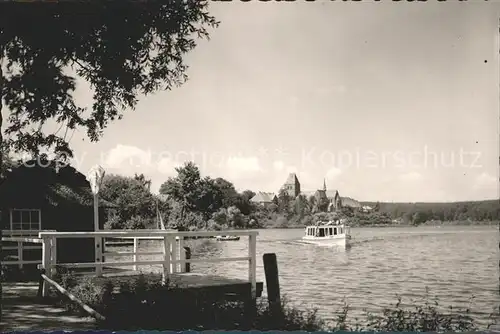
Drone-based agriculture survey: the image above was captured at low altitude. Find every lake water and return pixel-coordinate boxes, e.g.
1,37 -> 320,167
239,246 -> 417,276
125,225 -> 500,328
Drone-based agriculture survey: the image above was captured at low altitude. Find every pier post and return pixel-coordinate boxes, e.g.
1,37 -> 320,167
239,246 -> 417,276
243,233 -> 258,327
50,236 -> 57,276
133,237 -> 138,271
184,246 -> 191,273
162,235 -> 171,285
248,233 -> 257,299
41,236 -> 51,297
37,268 -> 46,299
17,241 -> 23,269
171,236 -> 178,273
263,253 -> 282,319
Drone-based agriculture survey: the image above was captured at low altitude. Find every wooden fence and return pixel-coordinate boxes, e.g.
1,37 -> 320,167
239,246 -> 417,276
2,230 -> 55,268
32,230 -> 258,299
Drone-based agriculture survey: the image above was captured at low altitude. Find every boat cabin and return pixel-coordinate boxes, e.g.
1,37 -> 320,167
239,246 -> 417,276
305,225 -> 345,238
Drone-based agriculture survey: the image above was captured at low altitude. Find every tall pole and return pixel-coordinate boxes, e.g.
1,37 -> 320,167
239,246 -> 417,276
94,193 -> 102,276
87,165 -> 105,277
94,194 -> 99,232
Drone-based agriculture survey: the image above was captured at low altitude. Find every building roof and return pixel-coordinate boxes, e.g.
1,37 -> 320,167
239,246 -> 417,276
300,189 -> 339,199
0,160 -> 117,208
284,173 -> 300,185
324,190 -> 339,198
341,196 -> 361,208
250,192 -> 277,203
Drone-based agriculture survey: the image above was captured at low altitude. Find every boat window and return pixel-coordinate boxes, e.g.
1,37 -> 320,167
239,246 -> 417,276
319,228 -> 325,237
329,227 -> 333,235
334,228 -> 337,235
340,227 -> 343,234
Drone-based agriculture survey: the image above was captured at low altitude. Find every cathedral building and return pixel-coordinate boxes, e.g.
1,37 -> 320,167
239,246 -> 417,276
279,173 -> 359,212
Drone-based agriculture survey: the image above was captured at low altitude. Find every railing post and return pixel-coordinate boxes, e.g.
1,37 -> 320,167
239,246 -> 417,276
95,234 -> 103,277
41,236 -> 51,297
17,241 -> 23,269
178,236 -> 184,273
162,235 -> 171,285
37,269 -> 46,299
184,246 -> 191,273
49,236 -> 57,276
133,237 -> 138,271
248,233 -> 257,300
171,236 -> 178,273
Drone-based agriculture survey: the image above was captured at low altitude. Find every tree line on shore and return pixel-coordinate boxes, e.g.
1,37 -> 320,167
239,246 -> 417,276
95,161 -> 499,230
362,200 -> 500,225
2,157 -> 498,230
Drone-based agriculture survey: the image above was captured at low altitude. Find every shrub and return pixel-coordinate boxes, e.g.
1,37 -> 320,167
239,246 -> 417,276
206,219 -> 223,231
51,273 -> 323,331
179,211 -> 206,230
125,215 -> 155,229
253,296 -> 324,331
51,275 -> 484,332
211,208 -> 228,226
104,215 -> 122,230
274,216 -> 288,228
362,295 -> 477,332
300,215 -> 314,226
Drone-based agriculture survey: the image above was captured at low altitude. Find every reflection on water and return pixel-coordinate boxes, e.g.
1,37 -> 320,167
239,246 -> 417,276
121,225 -> 499,328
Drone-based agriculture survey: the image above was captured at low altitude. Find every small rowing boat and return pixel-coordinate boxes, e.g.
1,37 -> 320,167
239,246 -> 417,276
215,235 -> 240,241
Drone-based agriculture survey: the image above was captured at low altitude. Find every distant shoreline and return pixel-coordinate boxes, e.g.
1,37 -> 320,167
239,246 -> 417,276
261,220 -> 498,229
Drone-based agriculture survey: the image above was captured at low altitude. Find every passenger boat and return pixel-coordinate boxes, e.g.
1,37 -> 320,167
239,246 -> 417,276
301,219 -> 351,246
215,235 -> 240,241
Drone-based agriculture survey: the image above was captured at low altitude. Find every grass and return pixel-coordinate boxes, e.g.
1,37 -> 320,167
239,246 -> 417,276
48,268 -> 495,332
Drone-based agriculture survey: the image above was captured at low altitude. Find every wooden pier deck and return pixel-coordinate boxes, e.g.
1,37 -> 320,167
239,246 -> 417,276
1,229 -> 263,331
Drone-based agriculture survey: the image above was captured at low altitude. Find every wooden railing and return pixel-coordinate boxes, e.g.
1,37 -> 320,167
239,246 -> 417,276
37,230 -> 259,299
105,235 -> 186,272
2,230 -> 55,268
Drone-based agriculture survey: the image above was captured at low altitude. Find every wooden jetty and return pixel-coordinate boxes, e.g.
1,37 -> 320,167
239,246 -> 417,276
2,229 -> 264,331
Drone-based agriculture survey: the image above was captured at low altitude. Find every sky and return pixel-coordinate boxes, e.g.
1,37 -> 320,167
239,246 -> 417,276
10,1 -> 500,202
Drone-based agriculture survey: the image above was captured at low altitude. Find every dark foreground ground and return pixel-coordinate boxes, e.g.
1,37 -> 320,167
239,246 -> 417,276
0,282 -> 96,332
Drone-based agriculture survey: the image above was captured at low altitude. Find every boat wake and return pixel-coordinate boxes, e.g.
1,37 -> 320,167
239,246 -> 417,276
271,229 -> 464,250
280,239 -> 349,249
276,236 -> 374,250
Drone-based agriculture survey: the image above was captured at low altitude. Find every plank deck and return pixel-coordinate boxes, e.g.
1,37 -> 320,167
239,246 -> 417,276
73,267 -> 263,298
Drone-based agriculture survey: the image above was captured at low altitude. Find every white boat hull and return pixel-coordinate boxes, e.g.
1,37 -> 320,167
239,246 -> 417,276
301,235 -> 347,246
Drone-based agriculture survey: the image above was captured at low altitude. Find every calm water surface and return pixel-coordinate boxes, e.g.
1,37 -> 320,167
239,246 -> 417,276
132,226 -> 499,327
